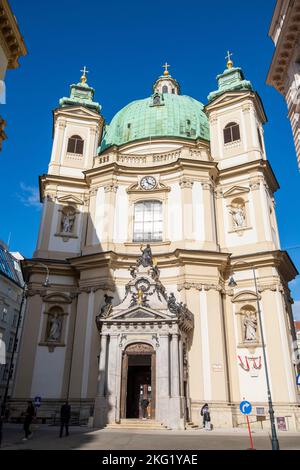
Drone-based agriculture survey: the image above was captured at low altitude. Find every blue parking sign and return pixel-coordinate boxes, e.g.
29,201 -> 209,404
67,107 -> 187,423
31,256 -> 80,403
297,374 -> 300,386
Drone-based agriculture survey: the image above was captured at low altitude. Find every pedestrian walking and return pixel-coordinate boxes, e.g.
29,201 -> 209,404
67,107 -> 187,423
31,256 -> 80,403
200,403 -> 211,430
140,398 -> 149,419
23,400 -> 35,441
59,401 -> 71,437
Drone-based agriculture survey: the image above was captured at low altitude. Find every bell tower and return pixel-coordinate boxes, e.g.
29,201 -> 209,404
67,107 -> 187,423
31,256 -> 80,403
48,67 -> 104,178
206,53 -> 267,169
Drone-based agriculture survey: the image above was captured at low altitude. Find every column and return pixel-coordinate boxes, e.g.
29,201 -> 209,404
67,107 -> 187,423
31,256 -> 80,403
85,187 -> 97,247
201,181 -> 217,249
102,182 -> 118,247
179,177 -> 194,242
97,334 -> 108,396
171,334 -> 180,397
156,333 -> 169,423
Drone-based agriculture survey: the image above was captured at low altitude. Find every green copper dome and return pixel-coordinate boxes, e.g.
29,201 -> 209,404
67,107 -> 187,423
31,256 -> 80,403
99,93 -> 209,152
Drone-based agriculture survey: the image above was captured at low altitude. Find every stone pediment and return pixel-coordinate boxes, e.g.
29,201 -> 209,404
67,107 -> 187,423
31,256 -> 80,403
106,305 -> 172,322
42,292 -> 73,304
56,105 -> 100,119
223,186 -> 250,198
57,194 -> 84,205
232,290 -> 260,303
207,91 -> 252,108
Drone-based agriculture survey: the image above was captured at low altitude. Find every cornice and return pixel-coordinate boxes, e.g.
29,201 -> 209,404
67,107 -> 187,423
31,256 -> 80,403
67,249 -> 231,271
217,160 -> 279,194
0,0 -> 27,69
267,0 -> 300,94
229,250 -> 298,282
84,158 -> 217,182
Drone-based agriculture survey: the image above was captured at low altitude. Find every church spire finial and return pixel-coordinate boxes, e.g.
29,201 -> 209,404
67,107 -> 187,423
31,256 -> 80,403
80,65 -> 89,84
225,51 -> 234,69
162,61 -> 170,76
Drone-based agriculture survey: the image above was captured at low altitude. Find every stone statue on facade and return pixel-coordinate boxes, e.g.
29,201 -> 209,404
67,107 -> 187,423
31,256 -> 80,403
99,294 -> 114,318
243,312 -> 257,342
47,313 -> 62,342
137,244 -> 153,268
61,210 -> 76,233
230,205 -> 245,228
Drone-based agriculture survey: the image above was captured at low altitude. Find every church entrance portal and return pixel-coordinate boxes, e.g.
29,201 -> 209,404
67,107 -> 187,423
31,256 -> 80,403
121,343 -> 156,419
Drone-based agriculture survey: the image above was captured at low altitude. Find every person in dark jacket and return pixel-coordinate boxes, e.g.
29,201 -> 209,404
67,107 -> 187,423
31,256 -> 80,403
140,398 -> 149,419
59,401 -> 71,437
200,403 -> 211,428
23,401 -> 35,440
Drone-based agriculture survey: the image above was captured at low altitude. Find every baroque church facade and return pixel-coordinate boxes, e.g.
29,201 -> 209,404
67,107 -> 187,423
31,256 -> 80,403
12,59 -> 300,430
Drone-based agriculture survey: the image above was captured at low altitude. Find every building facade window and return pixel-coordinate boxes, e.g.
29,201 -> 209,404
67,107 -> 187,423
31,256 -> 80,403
223,122 -> 240,144
162,85 -> 168,94
67,135 -> 84,154
133,200 -> 163,242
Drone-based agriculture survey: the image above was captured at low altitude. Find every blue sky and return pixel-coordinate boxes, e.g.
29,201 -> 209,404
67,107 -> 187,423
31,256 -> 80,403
1,0 -> 300,318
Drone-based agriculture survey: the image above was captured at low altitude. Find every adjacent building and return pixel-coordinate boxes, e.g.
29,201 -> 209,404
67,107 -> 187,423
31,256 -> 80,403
267,0 -> 300,168
12,60 -> 300,430
0,241 -> 24,404
0,0 -> 27,150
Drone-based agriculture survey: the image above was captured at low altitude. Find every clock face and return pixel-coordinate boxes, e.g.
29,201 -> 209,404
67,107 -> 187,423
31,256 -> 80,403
140,176 -> 156,190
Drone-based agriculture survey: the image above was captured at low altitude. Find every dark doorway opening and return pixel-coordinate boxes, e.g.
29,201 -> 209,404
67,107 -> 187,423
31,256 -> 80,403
126,355 -> 151,419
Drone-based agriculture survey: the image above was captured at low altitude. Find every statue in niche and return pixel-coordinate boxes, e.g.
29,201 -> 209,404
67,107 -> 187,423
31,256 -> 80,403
99,294 -> 114,318
61,208 -> 76,233
243,311 -> 257,342
230,204 -> 245,228
47,312 -> 62,342
137,244 -> 153,268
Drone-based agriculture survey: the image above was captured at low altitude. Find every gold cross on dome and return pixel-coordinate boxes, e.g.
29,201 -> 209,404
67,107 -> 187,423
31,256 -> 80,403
80,66 -> 89,83
225,51 -> 234,68
162,62 -> 170,75
225,51 -> 233,62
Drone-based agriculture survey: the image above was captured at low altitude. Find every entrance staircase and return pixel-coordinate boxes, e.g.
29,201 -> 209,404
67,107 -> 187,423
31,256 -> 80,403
106,419 -> 170,430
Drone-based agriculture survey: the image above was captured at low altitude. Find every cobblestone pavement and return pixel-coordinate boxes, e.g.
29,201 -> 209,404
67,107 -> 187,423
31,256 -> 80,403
1,424 -> 300,450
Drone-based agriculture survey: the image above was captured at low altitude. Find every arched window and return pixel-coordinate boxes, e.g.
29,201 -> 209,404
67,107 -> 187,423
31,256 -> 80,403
67,135 -> 84,154
133,200 -> 163,242
153,94 -> 161,105
223,122 -> 240,144
162,85 -> 168,94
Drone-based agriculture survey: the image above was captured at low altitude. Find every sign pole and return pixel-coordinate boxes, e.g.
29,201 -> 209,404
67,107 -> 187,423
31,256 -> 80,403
246,415 -> 254,450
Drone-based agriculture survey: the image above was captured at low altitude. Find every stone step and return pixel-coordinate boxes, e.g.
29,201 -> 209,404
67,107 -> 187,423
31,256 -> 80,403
186,421 -> 199,429
106,419 -> 170,430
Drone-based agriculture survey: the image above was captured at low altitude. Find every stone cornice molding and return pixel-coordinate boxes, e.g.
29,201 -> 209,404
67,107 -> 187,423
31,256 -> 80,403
85,158 -> 218,183
179,177 -> 194,188
218,160 -> 279,194
104,183 -> 118,193
267,0 -> 300,94
0,0 -> 27,69
177,282 -> 225,293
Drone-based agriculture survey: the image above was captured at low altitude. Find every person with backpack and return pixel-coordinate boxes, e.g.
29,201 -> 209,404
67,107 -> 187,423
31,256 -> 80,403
200,403 -> 211,430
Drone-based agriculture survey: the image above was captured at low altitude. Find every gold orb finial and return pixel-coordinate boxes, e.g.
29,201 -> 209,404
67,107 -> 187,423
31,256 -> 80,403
225,51 -> 234,69
80,65 -> 89,84
162,61 -> 170,76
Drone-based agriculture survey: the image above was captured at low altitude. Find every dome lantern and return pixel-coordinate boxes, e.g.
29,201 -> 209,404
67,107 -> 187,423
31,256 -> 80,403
152,62 -> 181,95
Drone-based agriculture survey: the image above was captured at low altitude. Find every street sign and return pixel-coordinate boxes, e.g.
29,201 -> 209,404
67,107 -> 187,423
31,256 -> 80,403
34,396 -> 42,408
296,374 -> 300,386
240,400 -> 252,415
240,400 -> 255,450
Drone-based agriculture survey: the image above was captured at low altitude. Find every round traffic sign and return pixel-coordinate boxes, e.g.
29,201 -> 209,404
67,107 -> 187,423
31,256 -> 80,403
240,400 -> 252,415
34,396 -> 42,407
